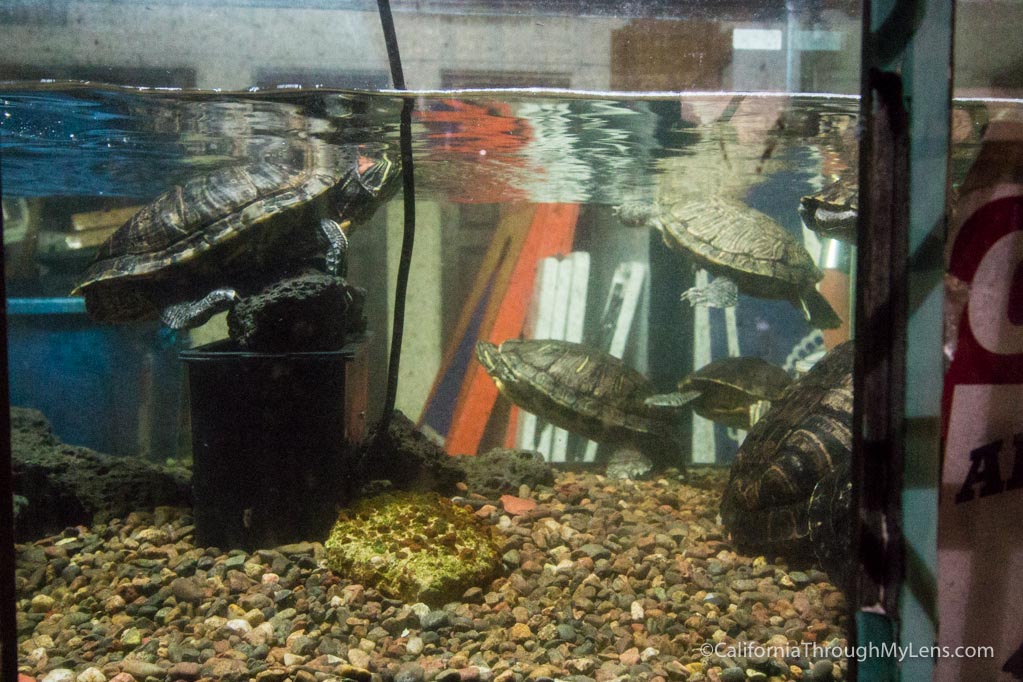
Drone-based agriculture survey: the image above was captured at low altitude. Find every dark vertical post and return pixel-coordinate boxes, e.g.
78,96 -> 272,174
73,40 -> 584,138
376,0 -> 415,436
855,0 -> 952,679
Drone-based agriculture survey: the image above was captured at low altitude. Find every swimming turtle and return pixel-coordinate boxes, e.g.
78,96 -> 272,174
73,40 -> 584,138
616,196 -> 841,329
720,341 -> 853,586
646,355 -> 793,430
475,339 -> 683,470
798,173 -> 858,244
71,137 -> 398,329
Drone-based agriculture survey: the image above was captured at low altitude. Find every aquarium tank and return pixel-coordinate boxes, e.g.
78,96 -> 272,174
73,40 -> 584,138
1,1 -> 1020,681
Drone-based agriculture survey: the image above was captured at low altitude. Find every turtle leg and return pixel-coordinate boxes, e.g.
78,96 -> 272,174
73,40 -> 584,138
604,446 -> 655,481
680,274 -> 739,308
160,288 -> 240,330
319,218 -> 351,278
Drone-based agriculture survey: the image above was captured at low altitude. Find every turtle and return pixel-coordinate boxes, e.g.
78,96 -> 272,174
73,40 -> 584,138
71,137 -> 399,329
475,339 -> 683,471
798,172 -> 858,244
616,196 -> 842,329
719,340 -> 853,588
645,355 -> 793,430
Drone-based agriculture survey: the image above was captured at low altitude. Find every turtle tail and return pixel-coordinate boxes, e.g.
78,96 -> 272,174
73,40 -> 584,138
799,287 -> 842,330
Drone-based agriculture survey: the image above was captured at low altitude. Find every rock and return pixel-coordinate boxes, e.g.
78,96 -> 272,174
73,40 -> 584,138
421,609 -> 450,631
324,492 -> 501,606
10,407 -> 191,541
223,618 -> 252,636
499,495 -> 537,516
456,448 -> 555,498
119,659 -> 165,679
171,577 -> 204,604
204,657 -> 249,679
720,667 -> 746,682
347,648 -> 371,669
76,668 -> 107,682
29,594 -> 54,613
509,623 -> 532,642
405,635 -> 424,655
119,627 -> 142,647
809,659 -> 835,681
227,272 -> 366,352
40,670 -> 74,682
395,663 -> 426,682
579,544 -> 611,561
167,662 -> 202,680
357,411 -> 465,496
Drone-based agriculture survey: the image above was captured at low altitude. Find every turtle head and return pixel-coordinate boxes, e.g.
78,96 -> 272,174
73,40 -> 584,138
475,340 -> 504,375
334,146 -> 402,222
613,201 -> 657,228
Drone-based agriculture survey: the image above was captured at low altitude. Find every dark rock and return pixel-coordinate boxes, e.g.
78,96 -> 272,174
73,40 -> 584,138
456,448 -> 555,498
10,407 -> 192,541
809,659 -> 836,681
358,411 -> 464,495
721,667 -> 746,682
420,609 -> 450,631
227,271 -> 366,352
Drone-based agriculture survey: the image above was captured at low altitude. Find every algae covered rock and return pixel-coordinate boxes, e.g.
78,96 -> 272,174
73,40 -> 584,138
324,491 -> 502,605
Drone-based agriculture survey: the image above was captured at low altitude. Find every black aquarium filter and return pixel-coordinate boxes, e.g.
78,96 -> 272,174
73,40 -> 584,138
180,338 -> 365,550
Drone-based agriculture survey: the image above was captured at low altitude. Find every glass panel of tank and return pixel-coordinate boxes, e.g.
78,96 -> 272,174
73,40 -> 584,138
0,1 -> 991,681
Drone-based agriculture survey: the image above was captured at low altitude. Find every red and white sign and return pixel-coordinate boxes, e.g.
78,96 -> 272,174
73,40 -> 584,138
939,183 -> 1023,681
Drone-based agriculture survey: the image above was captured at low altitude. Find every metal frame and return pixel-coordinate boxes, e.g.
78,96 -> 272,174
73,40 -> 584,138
855,0 -> 951,679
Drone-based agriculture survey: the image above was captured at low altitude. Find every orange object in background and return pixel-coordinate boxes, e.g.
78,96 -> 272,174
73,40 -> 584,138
419,203 -> 579,456
819,268 -> 852,349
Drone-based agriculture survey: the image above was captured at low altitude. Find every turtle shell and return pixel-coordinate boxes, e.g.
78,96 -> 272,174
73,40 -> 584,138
720,341 -> 853,570
679,356 -> 793,429
658,196 -> 824,300
475,339 -> 677,459
798,173 -> 858,243
71,138 -> 397,323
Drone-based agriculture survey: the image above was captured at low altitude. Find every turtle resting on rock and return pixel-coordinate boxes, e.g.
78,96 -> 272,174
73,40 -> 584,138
72,137 -> 398,329
720,341 -> 853,588
617,196 -> 841,329
646,355 -> 793,430
475,339 -> 684,472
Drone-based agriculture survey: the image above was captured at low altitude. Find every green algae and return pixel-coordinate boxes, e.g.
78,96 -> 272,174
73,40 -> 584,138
324,491 -> 502,605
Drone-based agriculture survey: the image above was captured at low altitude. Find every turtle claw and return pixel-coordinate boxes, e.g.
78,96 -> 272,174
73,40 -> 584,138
319,218 -> 350,278
680,275 -> 739,308
645,390 -> 702,410
748,399 -> 772,427
160,288 -> 240,330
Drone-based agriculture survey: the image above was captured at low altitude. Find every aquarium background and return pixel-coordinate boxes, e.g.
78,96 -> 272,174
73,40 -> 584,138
3,1 -> 1023,682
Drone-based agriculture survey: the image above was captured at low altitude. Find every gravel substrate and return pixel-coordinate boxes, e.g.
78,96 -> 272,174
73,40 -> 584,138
16,467 -> 849,682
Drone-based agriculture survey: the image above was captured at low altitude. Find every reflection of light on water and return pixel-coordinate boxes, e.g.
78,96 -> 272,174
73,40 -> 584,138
2,86 -> 995,206
516,101 -> 591,203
